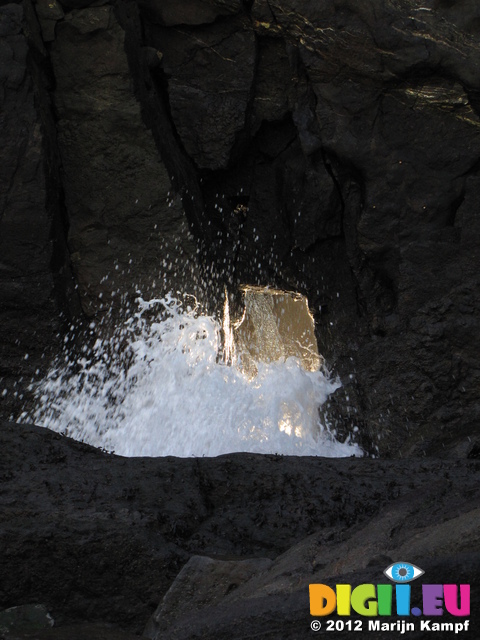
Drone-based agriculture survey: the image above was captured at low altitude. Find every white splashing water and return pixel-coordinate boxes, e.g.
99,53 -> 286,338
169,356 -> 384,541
21,294 -> 362,458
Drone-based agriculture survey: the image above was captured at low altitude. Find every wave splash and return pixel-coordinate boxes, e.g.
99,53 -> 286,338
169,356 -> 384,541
22,294 -> 362,458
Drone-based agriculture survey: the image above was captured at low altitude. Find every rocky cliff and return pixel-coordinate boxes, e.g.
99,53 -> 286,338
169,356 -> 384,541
2,0 -> 480,455
1,2 -> 480,638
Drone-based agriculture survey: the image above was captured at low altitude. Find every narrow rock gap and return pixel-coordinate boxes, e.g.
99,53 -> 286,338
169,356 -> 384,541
117,2 -> 210,246
445,186 -> 466,227
25,7 -> 82,322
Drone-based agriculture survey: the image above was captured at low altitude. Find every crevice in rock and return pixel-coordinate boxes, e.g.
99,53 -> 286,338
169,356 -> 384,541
321,149 -> 346,238
461,156 -> 480,178
225,30 -> 260,169
445,186 -> 466,227
139,6 -> 251,31
116,1 -> 209,245
467,88 -> 480,116
24,3 -> 81,323
265,0 -> 278,26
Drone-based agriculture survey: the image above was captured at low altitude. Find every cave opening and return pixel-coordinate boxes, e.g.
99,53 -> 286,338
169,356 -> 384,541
224,285 -> 322,377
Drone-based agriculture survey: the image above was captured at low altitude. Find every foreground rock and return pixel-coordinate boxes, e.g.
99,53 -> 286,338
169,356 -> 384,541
1,422 -> 478,638
0,621 -> 139,640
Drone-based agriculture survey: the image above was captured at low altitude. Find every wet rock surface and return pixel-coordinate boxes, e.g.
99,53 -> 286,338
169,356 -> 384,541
0,421 -> 479,638
0,604 -> 53,638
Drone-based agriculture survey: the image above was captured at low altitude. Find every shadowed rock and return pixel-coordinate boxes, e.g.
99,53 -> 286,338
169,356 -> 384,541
0,422 -> 478,637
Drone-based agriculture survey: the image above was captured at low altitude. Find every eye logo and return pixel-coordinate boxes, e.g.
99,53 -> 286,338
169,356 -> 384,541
384,562 -> 424,583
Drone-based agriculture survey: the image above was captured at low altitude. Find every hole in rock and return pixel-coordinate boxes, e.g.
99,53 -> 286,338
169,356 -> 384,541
20,289 -> 362,459
224,285 -> 322,376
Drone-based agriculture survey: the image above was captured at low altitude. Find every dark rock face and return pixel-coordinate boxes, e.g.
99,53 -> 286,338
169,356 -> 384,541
0,2 -> 75,420
1,0 -> 479,455
147,19 -> 256,171
50,6 -> 199,315
1,422 -> 479,637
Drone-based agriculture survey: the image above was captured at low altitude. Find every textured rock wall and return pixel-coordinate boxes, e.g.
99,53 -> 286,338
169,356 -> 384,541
1,0 -> 480,456
50,5 -> 198,314
1,422 -> 479,635
0,2 -> 75,418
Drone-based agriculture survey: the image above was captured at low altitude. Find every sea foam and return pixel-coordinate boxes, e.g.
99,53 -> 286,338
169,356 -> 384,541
22,294 -> 362,458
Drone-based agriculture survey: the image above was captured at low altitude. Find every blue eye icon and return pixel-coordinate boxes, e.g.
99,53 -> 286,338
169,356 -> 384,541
384,562 -> 424,583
